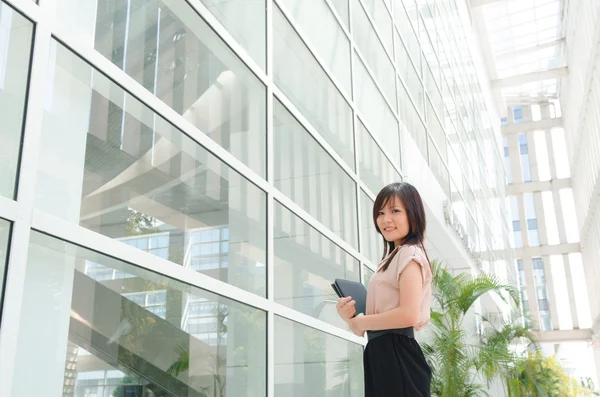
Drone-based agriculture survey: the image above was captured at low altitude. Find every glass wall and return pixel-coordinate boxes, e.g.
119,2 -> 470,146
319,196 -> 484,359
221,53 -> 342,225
0,2 -> 33,199
0,0 -> 514,395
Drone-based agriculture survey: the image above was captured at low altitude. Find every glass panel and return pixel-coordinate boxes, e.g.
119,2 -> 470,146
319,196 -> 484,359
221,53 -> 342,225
351,0 -> 396,109
273,202 -> 360,327
360,0 -> 393,53
357,119 -> 401,195
394,3 -> 421,75
279,0 -> 351,96
0,218 -> 10,310
198,0 -> 266,68
10,231 -> 266,397
53,0 -> 266,175
274,315 -> 363,397
353,52 -> 400,165
274,5 -> 355,169
273,99 -> 358,246
330,0 -> 349,29
36,41 -> 267,296
0,2 -> 34,199
360,190 -> 380,265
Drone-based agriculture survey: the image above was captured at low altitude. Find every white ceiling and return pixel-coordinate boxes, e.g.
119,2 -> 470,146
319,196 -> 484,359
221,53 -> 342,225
471,0 -> 567,112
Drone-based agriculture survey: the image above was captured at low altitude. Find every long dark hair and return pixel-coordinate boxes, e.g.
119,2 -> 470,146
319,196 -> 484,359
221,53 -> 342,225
372,182 -> 431,272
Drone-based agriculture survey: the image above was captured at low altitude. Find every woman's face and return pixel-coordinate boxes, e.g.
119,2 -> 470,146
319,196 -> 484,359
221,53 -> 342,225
376,196 -> 410,246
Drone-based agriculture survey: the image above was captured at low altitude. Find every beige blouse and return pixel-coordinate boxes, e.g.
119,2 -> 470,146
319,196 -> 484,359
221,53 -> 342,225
366,245 -> 432,331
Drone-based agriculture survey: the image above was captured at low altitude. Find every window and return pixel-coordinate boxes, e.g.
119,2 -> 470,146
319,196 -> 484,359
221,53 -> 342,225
35,41 -> 267,296
518,134 -> 532,182
357,119 -> 401,196
513,105 -> 523,123
273,98 -> 358,246
524,194 -> 539,246
503,136 -> 512,184
10,231 -> 266,397
509,196 -> 522,248
275,316 -> 364,397
274,5 -> 354,168
0,219 -> 10,311
0,2 -> 34,199
273,202 -> 359,327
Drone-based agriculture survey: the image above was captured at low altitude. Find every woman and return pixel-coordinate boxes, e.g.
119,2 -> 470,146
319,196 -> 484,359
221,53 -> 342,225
336,182 -> 433,396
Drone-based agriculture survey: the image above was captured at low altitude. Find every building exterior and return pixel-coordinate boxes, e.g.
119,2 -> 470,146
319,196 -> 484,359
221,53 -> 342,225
563,0 -> 600,384
502,103 -> 598,382
0,0 -> 515,396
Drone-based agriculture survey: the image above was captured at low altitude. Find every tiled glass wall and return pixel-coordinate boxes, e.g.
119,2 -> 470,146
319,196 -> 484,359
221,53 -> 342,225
0,0 -> 513,395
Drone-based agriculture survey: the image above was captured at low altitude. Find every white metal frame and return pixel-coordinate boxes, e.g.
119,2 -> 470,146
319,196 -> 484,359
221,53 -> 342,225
0,0 -> 517,394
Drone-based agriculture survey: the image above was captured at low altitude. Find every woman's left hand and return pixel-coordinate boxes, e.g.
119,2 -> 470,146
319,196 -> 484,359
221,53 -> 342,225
348,313 -> 365,337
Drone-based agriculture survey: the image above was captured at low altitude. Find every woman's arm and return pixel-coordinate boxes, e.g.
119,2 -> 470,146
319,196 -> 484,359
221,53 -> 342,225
351,261 -> 423,332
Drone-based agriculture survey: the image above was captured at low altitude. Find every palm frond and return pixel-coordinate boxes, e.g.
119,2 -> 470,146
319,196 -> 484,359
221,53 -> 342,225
454,274 -> 519,314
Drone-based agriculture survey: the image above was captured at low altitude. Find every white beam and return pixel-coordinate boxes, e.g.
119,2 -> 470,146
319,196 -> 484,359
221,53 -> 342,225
492,67 -> 569,89
534,328 -> 593,343
502,117 -> 563,135
507,178 -> 571,195
495,39 -> 565,60
514,242 -> 581,258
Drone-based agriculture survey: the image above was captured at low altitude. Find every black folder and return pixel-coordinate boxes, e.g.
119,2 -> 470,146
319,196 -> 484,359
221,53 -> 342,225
331,278 -> 368,317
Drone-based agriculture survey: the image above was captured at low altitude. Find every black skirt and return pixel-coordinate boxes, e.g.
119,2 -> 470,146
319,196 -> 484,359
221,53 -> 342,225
363,332 -> 432,397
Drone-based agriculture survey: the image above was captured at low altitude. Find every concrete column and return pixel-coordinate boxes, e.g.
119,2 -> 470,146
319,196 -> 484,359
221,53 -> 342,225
508,133 -> 523,184
521,105 -> 533,123
523,256 -> 541,329
593,340 -> 600,390
546,129 -> 558,179
540,104 -> 552,120
507,106 -> 516,124
527,131 -> 540,181
517,195 -> 530,247
542,254 -> 560,330
563,254 -> 580,329
534,192 -> 548,245
553,189 -> 568,244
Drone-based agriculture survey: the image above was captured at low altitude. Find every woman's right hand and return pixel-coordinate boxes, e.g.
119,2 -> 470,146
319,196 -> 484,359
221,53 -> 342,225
336,296 -> 356,323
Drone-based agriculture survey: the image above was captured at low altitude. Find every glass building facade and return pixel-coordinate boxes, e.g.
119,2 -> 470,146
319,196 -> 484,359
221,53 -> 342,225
0,0 -> 514,396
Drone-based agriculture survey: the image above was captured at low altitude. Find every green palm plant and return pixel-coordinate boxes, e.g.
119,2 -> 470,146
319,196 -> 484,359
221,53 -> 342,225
423,260 -> 522,397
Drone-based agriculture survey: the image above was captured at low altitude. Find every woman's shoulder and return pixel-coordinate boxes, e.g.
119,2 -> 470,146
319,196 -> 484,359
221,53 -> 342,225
396,244 -> 426,264
394,244 -> 431,281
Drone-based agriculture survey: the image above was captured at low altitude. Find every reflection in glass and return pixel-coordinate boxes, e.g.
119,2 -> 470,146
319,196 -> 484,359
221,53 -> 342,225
274,201 -> 359,327
360,191 -> 380,265
35,41 -> 267,296
279,0 -> 351,96
0,2 -> 33,199
273,5 -> 355,169
353,52 -> 400,166
0,219 -> 10,310
11,231 -> 266,397
273,99 -> 358,246
274,316 -> 363,397
198,0 -> 266,68
351,0 -> 396,108
53,0 -> 266,175
329,0 -> 349,30
357,120 -> 401,195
